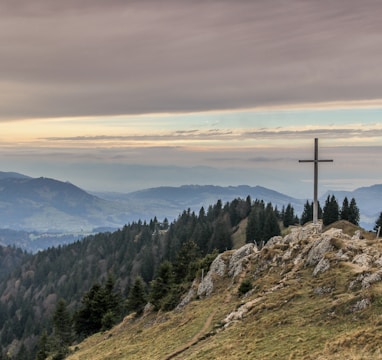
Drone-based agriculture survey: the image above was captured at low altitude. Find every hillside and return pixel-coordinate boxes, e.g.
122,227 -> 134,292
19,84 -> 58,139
0,197 -> 257,358
67,222 -> 382,360
0,176 -> 130,232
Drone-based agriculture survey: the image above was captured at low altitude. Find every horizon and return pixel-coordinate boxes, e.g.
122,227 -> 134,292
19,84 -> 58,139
1,1 -> 382,198
2,169 -> 380,203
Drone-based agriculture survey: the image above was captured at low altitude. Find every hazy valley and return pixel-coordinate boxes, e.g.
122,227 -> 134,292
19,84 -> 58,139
0,171 -> 380,252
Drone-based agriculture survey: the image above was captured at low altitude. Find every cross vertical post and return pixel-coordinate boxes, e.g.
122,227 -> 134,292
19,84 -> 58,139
299,138 -> 333,224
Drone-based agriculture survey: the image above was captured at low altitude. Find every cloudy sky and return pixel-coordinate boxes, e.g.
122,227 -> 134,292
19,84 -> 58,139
1,0 -> 382,198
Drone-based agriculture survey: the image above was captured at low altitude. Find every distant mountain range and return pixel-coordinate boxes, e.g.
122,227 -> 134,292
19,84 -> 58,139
0,171 -> 380,250
95,184 -> 304,221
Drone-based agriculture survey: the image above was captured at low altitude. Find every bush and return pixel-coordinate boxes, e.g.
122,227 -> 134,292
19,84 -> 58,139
238,278 -> 253,296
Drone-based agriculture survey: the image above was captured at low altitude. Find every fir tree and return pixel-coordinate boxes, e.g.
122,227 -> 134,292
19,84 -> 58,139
348,198 -> 360,226
74,276 -> 122,337
283,204 -> 295,227
149,261 -> 175,311
246,201 -> 280,247
300,200 -> 313,225
263,203 -> 281,241
35,330 -> 49,360
126,277 -> 147,316
323,195 -> 339,226
52,299 -> 72,359
173,240 -> 200,283
340,197 -> 350,221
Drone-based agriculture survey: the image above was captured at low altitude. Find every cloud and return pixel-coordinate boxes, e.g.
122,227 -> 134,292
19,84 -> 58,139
40,124 -> 382,145
1,1 -> 382,120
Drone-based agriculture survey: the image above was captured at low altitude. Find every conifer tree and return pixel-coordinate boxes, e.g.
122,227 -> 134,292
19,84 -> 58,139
149,261 -> 175,311
323,195 -> 339,226
52,299 -> 72,359
210,217 -> 232,252
340,197 -> 350,221
300,200 -> 313,225
246,201 -> 280,247
35,330 -> 49,360
173,240 -> 199,283
348,198 -> 360,226
263,203 -> 281,241
283,204 -> 295,227
74,276 -> 122,337
127,277 -> 147,316
246,206 -> 258,244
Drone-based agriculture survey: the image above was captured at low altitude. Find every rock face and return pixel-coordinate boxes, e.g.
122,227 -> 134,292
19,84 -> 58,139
197,254 -> 227,297
183,222 -> 382,328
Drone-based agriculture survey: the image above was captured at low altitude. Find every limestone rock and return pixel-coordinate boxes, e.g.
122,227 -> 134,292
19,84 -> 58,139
197,254 -> 226,297
361,270 -> 382,289
228,243 -> 257,279
305,237 -> 333,266
264,236 -> 283,248
353,253 -> 372,269
313,257 -> 331,276
176,279 -> 198,311
351,298 -> 371,312
352,230 -> 363,240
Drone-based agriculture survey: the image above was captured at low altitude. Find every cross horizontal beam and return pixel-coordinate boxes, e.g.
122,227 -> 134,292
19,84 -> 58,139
299,160 -> 333,163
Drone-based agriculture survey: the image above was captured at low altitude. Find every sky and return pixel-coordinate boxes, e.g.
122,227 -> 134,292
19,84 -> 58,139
1,0 -> 382,199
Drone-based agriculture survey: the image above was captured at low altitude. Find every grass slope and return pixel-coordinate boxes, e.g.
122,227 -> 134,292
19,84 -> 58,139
67,223 -> 382,360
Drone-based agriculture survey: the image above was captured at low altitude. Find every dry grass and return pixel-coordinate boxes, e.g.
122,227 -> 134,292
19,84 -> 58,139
231,218 -> 247,249
325,220 -> 375,240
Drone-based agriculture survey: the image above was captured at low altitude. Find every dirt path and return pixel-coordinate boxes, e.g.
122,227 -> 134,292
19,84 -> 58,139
164,309 -> 217,360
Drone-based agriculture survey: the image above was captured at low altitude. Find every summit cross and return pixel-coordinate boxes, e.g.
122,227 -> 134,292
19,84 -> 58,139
299,138 -> 333,224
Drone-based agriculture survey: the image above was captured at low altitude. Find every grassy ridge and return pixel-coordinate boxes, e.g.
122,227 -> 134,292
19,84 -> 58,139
67,224 -> 382,360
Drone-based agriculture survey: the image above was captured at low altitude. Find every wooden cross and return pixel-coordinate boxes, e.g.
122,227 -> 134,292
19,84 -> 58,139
299,138 -> 333,224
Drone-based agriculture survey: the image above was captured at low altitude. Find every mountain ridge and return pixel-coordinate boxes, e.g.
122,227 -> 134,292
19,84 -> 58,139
0,171 -> 381,237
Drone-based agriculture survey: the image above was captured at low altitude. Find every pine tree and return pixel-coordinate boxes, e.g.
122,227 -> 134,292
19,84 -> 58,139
127,277 -> 147,315
283,204 -> 295,227
340,197 -> 350,221
348,198 -> 360,226
35,330 -> 49,360
149,261 -> 175,311
246,206 -> 258,244
101,274 -> 122,331
300,200 -> 313,225
210,217 -> 232,252
323,195 -> 339,226
74,276 -> 122,337
173,240 -> 200,283
52,299 -> 72,359
263,203 -> 281,242
246,200 -> 265,245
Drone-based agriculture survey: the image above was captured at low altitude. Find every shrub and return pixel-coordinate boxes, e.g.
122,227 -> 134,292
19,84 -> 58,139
238,278 -> 253,296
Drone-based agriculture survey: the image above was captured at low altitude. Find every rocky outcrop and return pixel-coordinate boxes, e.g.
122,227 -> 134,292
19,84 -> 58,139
197,254 -> 226,297
195,222 -> 382,328
228,243 -> 257,279
196,243 -> 257,298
